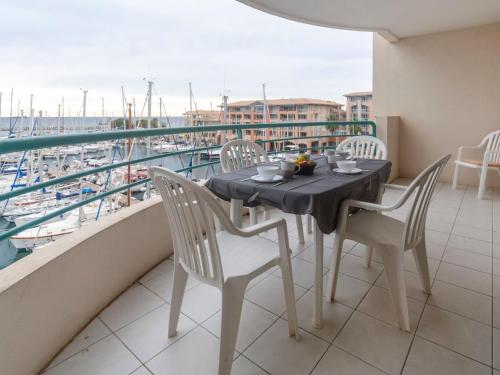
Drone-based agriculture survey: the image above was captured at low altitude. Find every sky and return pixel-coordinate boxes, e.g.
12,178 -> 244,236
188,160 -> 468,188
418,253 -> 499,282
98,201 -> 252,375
0,0 -> 373,117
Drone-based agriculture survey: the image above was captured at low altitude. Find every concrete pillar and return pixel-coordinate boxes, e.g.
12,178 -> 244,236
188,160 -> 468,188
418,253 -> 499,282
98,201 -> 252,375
375,115 -> 400,182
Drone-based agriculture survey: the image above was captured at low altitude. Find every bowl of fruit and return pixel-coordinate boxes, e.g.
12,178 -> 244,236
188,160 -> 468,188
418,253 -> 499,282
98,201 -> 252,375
295,154 -> 317,175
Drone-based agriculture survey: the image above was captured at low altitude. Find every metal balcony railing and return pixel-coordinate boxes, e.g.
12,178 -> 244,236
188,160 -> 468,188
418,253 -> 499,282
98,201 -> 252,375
0,120 -> 375,260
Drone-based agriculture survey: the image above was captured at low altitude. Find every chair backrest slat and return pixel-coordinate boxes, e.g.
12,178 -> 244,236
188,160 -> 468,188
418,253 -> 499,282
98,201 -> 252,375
220,140 -> 270,172
336,136 -> 387,160
484,131 -> 500,163
150,167 -> 227,285
402,155 -> 450,248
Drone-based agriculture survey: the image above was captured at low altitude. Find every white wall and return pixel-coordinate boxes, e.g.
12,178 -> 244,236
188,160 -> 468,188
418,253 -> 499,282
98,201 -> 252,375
373,23 -> 500,186
0,198 -> 173,375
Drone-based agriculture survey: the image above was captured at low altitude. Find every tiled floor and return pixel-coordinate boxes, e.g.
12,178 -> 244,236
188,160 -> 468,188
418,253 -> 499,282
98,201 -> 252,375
43,182 -> 500,375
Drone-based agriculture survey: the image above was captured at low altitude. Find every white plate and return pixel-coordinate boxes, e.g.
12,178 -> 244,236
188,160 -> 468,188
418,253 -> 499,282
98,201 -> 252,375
333,167 -> 363,175
250,175 -> 284,183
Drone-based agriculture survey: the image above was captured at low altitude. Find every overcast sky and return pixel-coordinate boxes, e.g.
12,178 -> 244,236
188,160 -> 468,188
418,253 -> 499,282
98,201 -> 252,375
0,0 -> 372,117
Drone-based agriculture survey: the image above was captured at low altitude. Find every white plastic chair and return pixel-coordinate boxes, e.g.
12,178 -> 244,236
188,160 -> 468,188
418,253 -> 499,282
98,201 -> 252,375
336,136 -> 387,160
326,155 -> 450,331
220,139 -> 305,244
452,130 -> 500,199
149,166 -> 299,375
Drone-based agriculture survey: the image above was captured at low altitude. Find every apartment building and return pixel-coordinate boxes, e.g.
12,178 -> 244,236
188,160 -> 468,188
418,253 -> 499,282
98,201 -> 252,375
344,91 -> 373,121
226,98 -> 345,150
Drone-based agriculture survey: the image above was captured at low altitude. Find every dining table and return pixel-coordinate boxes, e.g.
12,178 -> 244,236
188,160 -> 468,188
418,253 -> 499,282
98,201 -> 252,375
206,155 -> 392,328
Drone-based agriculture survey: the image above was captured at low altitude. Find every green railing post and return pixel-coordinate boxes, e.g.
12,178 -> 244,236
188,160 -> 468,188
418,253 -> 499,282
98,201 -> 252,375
237,128 -> 243,139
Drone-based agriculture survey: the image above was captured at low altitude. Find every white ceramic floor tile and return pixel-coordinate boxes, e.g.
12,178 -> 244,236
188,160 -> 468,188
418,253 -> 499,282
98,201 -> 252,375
131,366 -> 152,375
244,319 -> 328,375
425,230 -> 450,245
203,300 -> 278,352
231,356 -> 267,375
115,303 -> 196,362
452,224 -> 492,242
311,346 -> 385,375
141,271 -> 199,302
334,311 -> 413,375
404,252 -> 440,278
273,257 -> 328,289
494,298 -> 500,328
443,247 -> 492,274
324,273 -> 371,308
417,305 -> 492,366
339,253 -> 384,283
146,326 -> 220,375
447,235 -> 492,256
99,285 -> 165,331
435,262 -> 492,296
376,270 -> 430,302
494,328 -> 500,370
43,335 -> 141,375
358,285 -> 425,332
245,274 -> 307,316
428,280 -> 492,325
46,318 -> 111,369
402,336 -> 491,375
292,290 -> 353,342
139,259 -> 174,283
179,283 -> 222,323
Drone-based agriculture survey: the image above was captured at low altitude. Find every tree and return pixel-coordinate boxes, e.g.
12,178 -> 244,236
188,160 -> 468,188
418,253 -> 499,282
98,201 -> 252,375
111,117 -> 159,129
325,113 -> 340,133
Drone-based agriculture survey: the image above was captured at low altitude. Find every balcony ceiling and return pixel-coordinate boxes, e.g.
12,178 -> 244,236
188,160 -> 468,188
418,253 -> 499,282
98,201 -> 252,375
237,0 -> 500,41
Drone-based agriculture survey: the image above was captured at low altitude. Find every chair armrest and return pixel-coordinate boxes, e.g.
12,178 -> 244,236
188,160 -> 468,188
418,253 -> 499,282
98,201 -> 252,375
344,199 -> 395,213
382,183 -> 408,191
237,218 -> 285,237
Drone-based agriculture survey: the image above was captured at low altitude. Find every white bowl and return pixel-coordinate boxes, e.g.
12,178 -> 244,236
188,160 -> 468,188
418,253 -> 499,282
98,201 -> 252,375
336,160 -> 356,172
257,166 -> 279,181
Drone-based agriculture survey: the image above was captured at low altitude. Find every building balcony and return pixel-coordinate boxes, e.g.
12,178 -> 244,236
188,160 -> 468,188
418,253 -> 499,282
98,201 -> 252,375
37,182 -> 500,374
0,119 -> 499,374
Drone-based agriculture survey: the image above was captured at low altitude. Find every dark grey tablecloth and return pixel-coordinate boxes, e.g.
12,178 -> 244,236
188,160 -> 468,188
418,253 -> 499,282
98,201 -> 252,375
206,157 -> 391,234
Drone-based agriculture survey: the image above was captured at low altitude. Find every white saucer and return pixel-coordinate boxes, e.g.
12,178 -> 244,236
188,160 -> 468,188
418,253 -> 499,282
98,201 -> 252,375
250,175 -> 284,183
333,168 -> 363,175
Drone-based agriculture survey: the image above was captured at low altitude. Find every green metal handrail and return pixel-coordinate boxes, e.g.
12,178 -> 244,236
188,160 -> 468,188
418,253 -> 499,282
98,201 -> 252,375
0,121 -> 375,154
0,121 -> 375,242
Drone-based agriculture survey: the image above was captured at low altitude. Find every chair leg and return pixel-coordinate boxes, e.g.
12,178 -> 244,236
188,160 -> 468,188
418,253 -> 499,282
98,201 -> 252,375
249,207 -> 257,225
295,215 -> 305,244
219,279 -> 246,375
327,233 -> 344,302
478,166 -> 488,200
366,247 -> 374,268
412,241 -> 432,294
379,247 -> 410,332
230,199 -> 243,228
263,207 -> 270,220
277,225 -> 299,338
168,264 -> 189,337
306,215 -> 313,234
452,164 -> 460,189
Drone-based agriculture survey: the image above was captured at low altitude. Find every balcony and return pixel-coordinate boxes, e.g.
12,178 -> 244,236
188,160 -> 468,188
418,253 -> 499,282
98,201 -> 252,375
2,1 -> 500,373
39,182 -> 499,374
0,119 -> 498,375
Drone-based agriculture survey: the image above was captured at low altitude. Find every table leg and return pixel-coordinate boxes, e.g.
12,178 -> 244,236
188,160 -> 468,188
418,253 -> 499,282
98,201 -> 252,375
230,199 -> 243,228
313,219 -> 324,328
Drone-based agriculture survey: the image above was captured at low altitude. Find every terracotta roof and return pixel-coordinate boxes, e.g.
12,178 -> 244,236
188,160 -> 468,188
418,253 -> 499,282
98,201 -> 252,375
227,98 -> 343,108
343,91 -> 372,97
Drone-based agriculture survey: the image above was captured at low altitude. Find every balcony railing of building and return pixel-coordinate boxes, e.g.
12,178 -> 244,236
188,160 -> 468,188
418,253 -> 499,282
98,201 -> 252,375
0,120 -> 375,265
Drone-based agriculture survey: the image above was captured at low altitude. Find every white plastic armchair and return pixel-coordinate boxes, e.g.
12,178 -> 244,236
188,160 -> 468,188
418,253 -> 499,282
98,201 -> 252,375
452,130 -> 500,199
336,136 -> 387,160
149,166 -> 298,375
220,139 -> 305,243
326,154 -> 450,332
